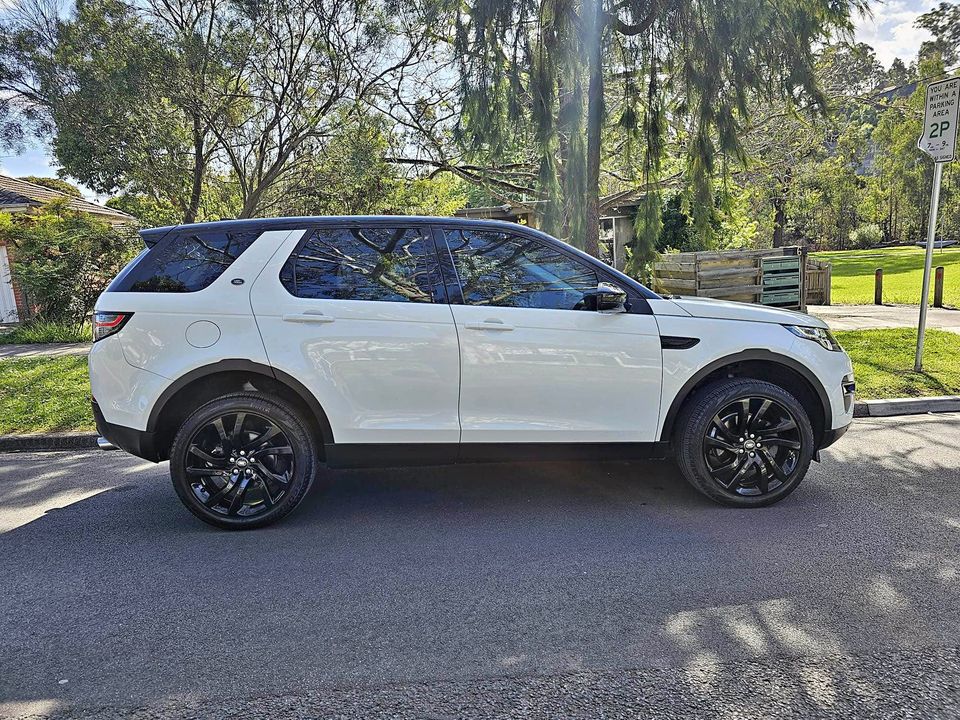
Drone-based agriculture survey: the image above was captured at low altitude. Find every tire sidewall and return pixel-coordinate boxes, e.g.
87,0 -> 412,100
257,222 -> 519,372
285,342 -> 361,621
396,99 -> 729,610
170,393 -> 317,529
676,379 -> 815,507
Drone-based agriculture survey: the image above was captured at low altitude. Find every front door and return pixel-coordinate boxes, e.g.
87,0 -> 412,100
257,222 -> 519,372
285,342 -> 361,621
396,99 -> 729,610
442,226 -> 663,444
250,224 -> 461,446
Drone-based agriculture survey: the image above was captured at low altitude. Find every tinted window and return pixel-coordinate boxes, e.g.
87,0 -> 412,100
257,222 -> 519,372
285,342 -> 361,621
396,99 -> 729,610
280,226 -> 443,303
445,229 -> 598,310
113,229 -> 259,293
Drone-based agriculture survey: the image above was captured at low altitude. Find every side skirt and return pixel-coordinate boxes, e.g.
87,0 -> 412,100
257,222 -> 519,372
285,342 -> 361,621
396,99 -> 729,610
324,442 -> 673,469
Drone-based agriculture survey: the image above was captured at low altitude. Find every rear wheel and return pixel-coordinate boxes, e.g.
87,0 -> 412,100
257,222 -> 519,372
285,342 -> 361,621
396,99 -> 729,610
169,393 -> 318,529
674,378 -> 815,507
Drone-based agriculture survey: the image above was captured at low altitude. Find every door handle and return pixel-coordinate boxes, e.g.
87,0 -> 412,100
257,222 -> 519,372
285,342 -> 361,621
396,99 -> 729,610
282,312 -> 335,324
464,320 -> 514,331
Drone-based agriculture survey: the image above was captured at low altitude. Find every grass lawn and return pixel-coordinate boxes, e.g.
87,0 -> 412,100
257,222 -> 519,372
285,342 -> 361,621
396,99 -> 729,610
813,245 -> 960,306
0,355 -> 94,434
835,328 -> 960,400
0,328 -> 957,434
0,319 -> 92,344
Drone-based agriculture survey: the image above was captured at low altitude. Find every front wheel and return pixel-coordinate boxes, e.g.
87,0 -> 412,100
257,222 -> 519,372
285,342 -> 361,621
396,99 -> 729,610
169,393 -> 318,529
674,378 -> 815,507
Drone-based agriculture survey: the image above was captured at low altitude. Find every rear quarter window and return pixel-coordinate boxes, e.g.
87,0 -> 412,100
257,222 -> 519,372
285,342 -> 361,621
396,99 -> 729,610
109,229 -> 260,293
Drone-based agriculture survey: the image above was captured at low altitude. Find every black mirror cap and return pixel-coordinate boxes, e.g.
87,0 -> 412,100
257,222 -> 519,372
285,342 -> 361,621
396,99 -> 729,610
580,282 -> 627,312
597,282 -> 627,312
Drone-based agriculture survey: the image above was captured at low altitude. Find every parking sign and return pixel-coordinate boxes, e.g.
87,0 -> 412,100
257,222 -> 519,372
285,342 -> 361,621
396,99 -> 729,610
919,76 -> 960,162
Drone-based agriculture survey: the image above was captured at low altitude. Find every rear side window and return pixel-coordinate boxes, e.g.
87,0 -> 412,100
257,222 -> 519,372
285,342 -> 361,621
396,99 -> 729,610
110,229 -> 260,293
280,226 -> 444,303
445,228 -> 598,310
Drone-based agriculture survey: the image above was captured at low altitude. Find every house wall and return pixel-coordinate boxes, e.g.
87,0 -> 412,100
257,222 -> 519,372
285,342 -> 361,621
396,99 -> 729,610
0,238 -> 28,322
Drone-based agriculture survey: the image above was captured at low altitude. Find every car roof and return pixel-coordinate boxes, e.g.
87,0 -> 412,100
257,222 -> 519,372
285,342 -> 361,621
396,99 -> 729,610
138,215 -> 536,243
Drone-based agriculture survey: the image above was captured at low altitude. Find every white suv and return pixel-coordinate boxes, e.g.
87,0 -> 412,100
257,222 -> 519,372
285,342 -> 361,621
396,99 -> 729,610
89,217 -> 855,528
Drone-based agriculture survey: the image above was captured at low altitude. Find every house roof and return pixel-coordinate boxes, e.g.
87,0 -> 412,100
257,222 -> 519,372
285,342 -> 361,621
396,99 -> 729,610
0,175 -> 135,224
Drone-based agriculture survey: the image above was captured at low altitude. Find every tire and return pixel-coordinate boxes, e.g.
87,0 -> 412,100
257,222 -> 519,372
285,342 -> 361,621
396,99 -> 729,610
169,392 -> 318,529
674,378 -> 815,507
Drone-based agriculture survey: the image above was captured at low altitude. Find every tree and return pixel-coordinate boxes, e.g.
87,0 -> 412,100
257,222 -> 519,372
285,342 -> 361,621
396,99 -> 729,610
0,0 -> 229,223
0,0 -> 438,223
917,2 -> 960,65
450,0 -> 868,263
263,109 -> 467,217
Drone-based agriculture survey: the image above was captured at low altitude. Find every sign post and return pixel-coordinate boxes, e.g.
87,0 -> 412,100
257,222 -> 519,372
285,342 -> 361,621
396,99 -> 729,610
916,76 -> 959,371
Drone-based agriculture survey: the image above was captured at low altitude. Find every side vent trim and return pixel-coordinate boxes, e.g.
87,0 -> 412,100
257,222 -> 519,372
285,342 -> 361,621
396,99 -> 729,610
660,336 -> 700,350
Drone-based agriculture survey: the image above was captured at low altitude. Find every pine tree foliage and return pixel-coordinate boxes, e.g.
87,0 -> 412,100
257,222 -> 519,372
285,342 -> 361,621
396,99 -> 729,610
451,0 -> 868,267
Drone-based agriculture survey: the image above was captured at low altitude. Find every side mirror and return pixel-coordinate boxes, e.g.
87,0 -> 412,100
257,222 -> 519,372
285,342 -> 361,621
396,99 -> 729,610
581,282 -> 628,313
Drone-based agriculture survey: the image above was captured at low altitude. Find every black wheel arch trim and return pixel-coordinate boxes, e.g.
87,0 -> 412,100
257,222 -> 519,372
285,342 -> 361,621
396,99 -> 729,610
659,349 -> 832,444
146,359 -> 334,445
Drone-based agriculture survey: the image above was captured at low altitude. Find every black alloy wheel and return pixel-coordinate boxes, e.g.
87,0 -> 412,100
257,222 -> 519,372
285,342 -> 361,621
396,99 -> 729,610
170,393 -> 317,529
702,396 -> 803,496
674,378 -> 815,507
184,411 -> 295,518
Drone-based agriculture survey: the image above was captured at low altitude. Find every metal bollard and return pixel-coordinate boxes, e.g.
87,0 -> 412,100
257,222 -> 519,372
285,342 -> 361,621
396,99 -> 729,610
934,266 -> 944,308
875,268 -> 883,305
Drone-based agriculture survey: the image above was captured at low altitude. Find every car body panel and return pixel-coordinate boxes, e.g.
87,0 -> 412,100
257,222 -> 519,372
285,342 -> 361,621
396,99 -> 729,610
88,335 -> 171,431
662,296 -> 830,328
452,304 -> 663,443
249,228 -> 462,444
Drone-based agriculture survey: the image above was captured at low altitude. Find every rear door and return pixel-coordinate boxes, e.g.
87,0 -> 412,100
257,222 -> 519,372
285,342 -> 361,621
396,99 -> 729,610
250,223 -> 461,446
441,225 -> 663,444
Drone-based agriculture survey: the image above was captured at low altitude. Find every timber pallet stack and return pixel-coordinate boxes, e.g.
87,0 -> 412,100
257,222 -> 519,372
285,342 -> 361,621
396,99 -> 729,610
651,246 -> 808,311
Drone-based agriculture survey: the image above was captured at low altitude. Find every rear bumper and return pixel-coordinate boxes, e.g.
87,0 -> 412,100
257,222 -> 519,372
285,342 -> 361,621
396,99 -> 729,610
819,421 -> 850,450
92,400 -> 161,462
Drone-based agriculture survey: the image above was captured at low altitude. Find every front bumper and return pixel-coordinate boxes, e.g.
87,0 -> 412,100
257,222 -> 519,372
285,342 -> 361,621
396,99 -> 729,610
92,399 -> 161,462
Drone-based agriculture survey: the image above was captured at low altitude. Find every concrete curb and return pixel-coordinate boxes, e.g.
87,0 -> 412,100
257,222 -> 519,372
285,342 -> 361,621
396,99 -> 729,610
854,395 -> 960,418
0,433 -> 98,452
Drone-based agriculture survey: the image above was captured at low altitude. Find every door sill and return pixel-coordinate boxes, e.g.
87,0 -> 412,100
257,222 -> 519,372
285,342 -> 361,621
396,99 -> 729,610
324,442 -> 672,469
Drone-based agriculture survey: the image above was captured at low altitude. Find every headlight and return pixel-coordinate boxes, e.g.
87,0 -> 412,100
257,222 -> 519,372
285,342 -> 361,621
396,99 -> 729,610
784,324 -> 842,352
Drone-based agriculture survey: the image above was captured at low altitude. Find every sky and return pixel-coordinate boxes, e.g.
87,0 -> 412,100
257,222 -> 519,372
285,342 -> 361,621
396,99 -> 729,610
0,0 -> 943,198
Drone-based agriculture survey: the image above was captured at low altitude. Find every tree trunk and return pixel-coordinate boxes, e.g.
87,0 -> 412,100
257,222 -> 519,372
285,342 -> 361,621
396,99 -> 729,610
583,1 -> 604,259
771,169 -> 791,247
772,197 -> 787,247
184,114 -> 205,225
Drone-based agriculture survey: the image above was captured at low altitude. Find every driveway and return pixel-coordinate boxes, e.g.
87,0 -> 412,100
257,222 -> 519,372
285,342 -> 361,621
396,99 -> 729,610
810,303 -> 960,333
2,414 -> 960,719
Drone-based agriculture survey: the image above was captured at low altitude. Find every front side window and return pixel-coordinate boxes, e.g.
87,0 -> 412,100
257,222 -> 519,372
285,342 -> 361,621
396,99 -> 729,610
445,229 -> 598,310
280,226 -> 444,303
113,229 -> 259,293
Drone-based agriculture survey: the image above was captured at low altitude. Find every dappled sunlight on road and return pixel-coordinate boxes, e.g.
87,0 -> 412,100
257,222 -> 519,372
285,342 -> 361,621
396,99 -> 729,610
641,414 -> 960,716
0,451 -> 163,533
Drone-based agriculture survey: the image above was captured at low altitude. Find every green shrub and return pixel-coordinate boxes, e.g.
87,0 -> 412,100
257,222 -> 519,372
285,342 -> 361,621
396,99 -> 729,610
848,223 -> 883,250
0,199 -> 139,326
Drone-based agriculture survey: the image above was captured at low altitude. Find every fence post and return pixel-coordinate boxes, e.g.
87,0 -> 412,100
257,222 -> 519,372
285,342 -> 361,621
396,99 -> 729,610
824,265 -> 832,306
875,268 -> 883,305
934,266 -> 945,308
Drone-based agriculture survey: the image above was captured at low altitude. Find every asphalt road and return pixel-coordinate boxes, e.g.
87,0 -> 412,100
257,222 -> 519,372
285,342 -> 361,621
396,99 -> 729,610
2,414 -> 960,719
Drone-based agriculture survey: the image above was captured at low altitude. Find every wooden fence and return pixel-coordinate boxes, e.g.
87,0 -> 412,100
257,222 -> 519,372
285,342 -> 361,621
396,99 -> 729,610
804,258 -> 832,306
651,246 -> 812,310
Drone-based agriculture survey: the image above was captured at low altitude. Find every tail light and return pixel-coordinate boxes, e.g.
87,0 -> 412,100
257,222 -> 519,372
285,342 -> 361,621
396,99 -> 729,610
93,312 -> 133,342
